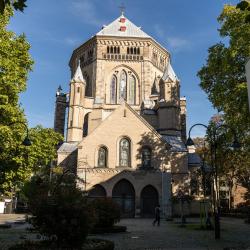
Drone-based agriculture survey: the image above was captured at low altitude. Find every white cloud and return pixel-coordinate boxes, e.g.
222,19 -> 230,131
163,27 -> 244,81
64,37 -> 82,46
153,24 -> 190,53
71,0 -> 105,27
167,37 -> 189,51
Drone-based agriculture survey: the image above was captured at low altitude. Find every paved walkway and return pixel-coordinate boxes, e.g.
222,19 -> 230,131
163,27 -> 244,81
92,218 -> 250,250
0,214 -> 250,249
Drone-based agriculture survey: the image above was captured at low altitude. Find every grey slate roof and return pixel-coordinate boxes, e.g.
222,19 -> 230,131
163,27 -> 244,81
162,61 -> 179,82
96,14 -> 150,38
57,142 -> 78,153
162,135 -> 187,152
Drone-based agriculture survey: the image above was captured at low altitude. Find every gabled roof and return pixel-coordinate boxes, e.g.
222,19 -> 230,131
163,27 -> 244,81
96,14 -> 150,38
58,142 -> 78,153
162,61 -> 179,82
162,135 -> 187,152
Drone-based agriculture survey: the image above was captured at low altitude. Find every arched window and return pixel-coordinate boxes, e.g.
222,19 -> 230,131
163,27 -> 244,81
137,48 -> 140,54
118,47 -> 120,54
128,75 -> 136,105
114,47 -> 117,54
141,146 -> 151,168
127,47 -> 129,54
130,47 -> 133,54
98,146 -> 108,167
119,138 -> 130,167
110,75 -> 117,104
84,74 -> 92,97
83,113 -> 89,137
134,47 -> 137,54
119,70 -> 127,100
107,46 -> 110,53
111,46 -> 113,54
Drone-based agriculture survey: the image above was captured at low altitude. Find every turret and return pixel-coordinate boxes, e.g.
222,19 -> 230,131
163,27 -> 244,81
157,62 -> 181,135
66,63 -> 86,142
54,85 -> 67,136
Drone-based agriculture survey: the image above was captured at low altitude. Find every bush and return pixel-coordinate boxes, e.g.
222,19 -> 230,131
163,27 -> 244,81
91,198 -> 120,228
23,169 -> 95,248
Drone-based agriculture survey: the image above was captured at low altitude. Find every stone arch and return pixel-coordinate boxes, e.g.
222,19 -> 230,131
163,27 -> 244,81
140,185 -> 159,217
112,179 -> 135,217
106,65 -> 140,105
88,184 -> 107,198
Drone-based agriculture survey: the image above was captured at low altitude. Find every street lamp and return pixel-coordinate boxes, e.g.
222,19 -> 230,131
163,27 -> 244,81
186,122 -> 240,239
8,121 -> 32,146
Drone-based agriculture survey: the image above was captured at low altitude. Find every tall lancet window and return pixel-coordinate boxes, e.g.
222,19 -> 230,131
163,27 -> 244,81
141,146 -> 151,168
128,75 -> 136,105
119,138 -> 130,167
84,73 -> 92,97
119,70 -> 127,101
110,75 -> 117,104
98,146 -> 108,167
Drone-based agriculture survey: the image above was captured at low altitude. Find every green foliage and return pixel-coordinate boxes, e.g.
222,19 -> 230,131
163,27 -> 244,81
24,169 -> 94,248
0,0 -> 27,14
0,7 -> 33,196
197,2 -> 250,134
91,198 -> 121,228
0,126 -> 63,196
197,2 -> 250,202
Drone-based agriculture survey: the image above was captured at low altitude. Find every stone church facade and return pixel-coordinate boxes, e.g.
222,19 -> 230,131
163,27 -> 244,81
55,14 -> 191,217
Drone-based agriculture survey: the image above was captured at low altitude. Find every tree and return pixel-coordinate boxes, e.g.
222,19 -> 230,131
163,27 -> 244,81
0,126 -> 63,196
197,1 -> 250,134
0,0 -> 27,14
23,168 -> 94,248
197,1 -> 250,207
0,9 -> 63,196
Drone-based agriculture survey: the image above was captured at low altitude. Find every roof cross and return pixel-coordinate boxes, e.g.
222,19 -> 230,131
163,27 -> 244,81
119,3 -> 125,15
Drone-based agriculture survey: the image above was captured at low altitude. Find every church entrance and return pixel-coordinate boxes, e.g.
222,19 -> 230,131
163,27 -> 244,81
112,179 -> 135,218
141,185 -> 159,217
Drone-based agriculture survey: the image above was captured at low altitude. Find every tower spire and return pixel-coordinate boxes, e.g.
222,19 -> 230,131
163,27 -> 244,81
72,60 -> 85,83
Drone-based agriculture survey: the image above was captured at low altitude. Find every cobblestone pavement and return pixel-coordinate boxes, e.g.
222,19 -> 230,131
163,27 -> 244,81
0,214 -> 250,250
91,217 -> 250,250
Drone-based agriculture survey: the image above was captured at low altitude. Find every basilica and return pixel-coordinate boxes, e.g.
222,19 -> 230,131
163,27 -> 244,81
54,13 -> 194,217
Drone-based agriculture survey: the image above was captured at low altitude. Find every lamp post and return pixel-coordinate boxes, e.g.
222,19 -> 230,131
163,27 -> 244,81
8,121 -> 32,146
186,122 -> 240,239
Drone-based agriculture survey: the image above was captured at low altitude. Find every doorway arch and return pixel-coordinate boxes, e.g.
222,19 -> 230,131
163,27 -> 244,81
140,185 -> 159,217
112,179 -> 135,217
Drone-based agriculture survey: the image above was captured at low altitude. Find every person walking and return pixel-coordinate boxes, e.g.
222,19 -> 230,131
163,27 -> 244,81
152,204 -> 161,226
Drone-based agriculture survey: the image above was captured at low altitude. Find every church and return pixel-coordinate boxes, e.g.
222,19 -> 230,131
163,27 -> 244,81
54,13 -> 194,218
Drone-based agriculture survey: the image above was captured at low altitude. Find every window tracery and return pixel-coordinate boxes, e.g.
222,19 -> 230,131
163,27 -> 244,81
119,70 -> 127,100
141,146 -> 151,168
98,146 -> 108,167
110,75 -> 117,104
128,75 -> 136,105
119,138 -> 131,167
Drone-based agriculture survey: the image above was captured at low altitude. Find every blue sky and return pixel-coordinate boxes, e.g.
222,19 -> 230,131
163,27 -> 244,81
8,0 -> 239,137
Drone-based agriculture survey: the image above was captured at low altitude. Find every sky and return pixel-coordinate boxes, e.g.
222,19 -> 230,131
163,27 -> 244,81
8,0 -> 239,137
